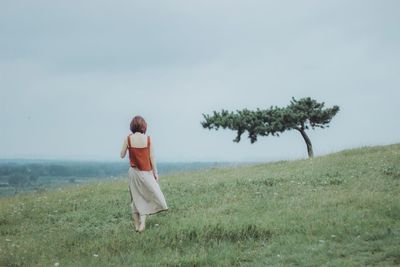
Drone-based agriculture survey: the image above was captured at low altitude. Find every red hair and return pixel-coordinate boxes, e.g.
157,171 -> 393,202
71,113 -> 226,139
130,116 -> 147,134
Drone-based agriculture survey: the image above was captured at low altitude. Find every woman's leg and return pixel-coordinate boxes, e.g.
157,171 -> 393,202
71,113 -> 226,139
132,213 -> 140,231
138,214 -> 147,232
129,181 -> 140,231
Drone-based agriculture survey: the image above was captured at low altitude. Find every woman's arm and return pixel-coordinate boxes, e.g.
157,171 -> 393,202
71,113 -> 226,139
120,138 -> 128,159
149,139 -> 159,180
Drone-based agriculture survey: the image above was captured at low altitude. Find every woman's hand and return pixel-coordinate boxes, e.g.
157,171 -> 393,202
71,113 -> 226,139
153,172 -> 159,181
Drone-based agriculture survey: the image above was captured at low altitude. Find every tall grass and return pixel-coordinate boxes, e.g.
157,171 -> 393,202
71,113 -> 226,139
1,144 -> 399,266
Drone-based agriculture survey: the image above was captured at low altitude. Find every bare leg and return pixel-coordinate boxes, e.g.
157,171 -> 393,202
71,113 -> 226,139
132,213 -> 140,231
138,215 -> 147,232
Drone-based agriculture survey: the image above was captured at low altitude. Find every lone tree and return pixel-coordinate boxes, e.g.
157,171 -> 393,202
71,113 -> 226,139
201,97 -> 339,158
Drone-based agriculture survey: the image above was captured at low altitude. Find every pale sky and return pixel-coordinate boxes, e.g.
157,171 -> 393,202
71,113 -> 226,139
1,0 -> 399,162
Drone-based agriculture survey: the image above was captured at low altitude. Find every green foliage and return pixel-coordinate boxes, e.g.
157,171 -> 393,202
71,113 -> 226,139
7,174 -> 30,188
202,97 -> 340,157
202,97 -> 339,143
382,166 -> 400,180
0,144 -> 399,266
284,97 -> 340,130
202,107 -> 286,143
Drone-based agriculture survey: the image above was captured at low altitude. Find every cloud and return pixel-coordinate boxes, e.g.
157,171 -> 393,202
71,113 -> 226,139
1,0 -> 399,161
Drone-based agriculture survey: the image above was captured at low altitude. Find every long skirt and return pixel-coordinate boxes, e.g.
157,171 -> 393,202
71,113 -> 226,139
128,167 -> 168,215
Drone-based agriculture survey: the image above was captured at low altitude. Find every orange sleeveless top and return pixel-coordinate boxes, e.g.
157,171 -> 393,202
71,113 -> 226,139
127,134 -> 153,171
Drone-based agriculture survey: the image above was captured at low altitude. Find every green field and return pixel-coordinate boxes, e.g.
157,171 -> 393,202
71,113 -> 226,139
1,144 -> 399,266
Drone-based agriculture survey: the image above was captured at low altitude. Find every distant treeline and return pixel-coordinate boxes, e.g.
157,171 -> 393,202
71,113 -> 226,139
0,161 -> 127,189
0,161 -> 126,178
0,160 -> 231,192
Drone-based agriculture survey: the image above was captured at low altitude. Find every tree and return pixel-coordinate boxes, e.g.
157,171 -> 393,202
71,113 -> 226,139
201,97 -> 339,158
7,174 -> 29,194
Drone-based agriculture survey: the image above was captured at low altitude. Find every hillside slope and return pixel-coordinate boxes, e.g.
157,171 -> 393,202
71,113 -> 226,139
1,144 -> 399,266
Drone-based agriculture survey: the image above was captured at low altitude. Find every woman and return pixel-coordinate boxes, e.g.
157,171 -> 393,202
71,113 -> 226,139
120,116 -> 168,232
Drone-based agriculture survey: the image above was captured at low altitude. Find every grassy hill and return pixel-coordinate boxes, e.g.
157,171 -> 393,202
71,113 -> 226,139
1,144 -> 399,266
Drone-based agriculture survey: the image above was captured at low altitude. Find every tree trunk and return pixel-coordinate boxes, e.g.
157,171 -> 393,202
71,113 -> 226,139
298,129 -> 314,158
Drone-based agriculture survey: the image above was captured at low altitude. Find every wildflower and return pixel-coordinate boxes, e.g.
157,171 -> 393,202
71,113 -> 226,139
54,262 -> 60,266
93,254 -> 99,257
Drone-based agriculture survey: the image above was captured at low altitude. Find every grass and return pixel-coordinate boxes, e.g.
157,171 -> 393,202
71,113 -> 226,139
0,144 -> 399,266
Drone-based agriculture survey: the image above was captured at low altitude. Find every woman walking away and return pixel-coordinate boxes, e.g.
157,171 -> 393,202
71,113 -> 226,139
120,116 -> 168,232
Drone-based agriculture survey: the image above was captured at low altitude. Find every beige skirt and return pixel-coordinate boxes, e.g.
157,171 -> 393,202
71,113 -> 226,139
128,167 -> 168,215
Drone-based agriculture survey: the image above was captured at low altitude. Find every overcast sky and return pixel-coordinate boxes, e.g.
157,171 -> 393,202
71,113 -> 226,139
1,0 -> 399,162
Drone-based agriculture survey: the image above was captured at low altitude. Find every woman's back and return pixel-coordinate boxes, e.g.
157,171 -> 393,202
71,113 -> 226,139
127,133 -> 152,171
129,132 -> 148,148
121,132 -> 157,174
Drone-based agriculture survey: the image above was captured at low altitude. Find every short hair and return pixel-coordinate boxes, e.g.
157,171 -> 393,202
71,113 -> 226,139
130,116 -> 147,134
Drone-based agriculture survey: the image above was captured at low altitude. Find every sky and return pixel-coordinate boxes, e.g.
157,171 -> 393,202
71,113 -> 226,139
1,0 -> 399,162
